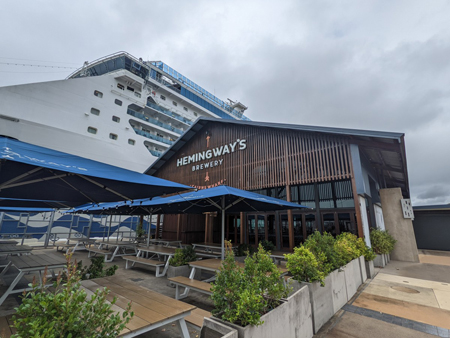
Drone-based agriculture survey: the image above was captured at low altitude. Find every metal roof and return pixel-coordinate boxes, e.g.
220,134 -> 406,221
146,117 -> 410,196
413,204 -> 450,211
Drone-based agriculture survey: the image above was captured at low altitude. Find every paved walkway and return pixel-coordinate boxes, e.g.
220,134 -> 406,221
317,250 -> 450,338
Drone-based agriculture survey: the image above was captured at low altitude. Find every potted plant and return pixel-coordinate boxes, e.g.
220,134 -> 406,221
234,243 -> 255,263
167,245 -> 200,285
370,229 -> 397,267
211,242 -> 313,338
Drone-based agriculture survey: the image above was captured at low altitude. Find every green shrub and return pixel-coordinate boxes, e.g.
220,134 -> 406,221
169,245 -> 197,267
259,240 -> 275,252
303,231 -> 341,275
211,242 -> 288,327
235,243 -> 255,257
353,236 -> 376,261
334,232 -> 362,265
61,256 -> 118,282
370,229 -> 397,254
12,255 -> 133,338
285,246 -> 325,286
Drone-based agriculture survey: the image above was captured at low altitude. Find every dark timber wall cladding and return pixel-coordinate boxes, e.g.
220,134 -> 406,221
154,122 -> 353,190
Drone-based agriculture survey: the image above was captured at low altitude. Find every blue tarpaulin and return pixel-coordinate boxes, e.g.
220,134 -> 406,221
0,137 -> 191,207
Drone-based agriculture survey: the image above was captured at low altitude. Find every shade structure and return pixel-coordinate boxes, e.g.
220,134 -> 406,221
70,185 -> 309,258
0,137 -> 191,207
0,197 -> 68,209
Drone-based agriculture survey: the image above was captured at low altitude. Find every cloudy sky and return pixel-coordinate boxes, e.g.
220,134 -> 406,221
1,1 -> 449,206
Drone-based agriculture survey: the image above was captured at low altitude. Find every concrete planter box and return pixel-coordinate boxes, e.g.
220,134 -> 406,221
201,317 -> 238,338
166,265 -> 201,287
343,258 -> 361,301
373,254 -> 386,268
214,286 -> 313,338
298,274 -> 334,334
330,269 -> 347,313
358,256 -> 367,284
386,253 -> 390,263
365,260 -> 375,279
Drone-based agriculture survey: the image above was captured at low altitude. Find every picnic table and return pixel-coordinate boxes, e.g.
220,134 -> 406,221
88,240 -> 138,263
169,258 -> 288,300
0,240 -> 18,245
81,276 -> 195,338
123,245 -> 177,277
0,244 -> 33,256
148,239 -> 182,247
0,252 -> 66,306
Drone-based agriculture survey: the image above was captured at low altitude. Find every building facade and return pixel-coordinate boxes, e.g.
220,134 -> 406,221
147,118 -> 410,251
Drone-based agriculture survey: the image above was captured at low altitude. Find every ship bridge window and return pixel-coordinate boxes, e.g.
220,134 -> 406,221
126,86 -> 135,92
128,139 -> 135,145
172,101 -> 177,106
94,90 -> 103,98
183,107 -> 188,112
114,99 -> 122,106
160,95 -> 166,101
117,83 -> 125,90
87,127 -> 97,134
112,116 -> 120,123
90,108 -> 100,116
109,133 -> 118,140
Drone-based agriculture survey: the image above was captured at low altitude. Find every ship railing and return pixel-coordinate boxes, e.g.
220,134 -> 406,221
148,149 -> 163,158
127,108 -> 184,135
146,102 -> 193,126
132,127 -> 174,146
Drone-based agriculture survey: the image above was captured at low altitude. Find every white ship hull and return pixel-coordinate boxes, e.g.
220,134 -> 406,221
0,52 -> 248,173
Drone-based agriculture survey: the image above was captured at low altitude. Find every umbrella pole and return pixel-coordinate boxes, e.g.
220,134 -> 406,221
221,197 -> 225,260
146,212 -> 153,247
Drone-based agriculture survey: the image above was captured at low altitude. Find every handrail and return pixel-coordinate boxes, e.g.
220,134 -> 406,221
146,102 -> 193,126
132,127 -> 174,146
127,108 -> 184,135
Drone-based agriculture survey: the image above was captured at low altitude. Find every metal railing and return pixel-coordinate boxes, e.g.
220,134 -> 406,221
132,127 -> 174,146
127,108 -> 184,135
146,102 -> 193,126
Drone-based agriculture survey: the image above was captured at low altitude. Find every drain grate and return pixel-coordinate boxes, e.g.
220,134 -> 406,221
391,285 -> 420,294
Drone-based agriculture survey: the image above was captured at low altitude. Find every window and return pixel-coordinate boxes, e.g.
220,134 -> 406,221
112,116 -> 120,123
114,99 -> 122,106
126,86 -> 134,92
193,112 -> 198,116
160,95 -> 166,101
94,90 -> 103,98
157,133 -> 164,138
117,83 -> 124,90
134,92 -> 141,98
183,107 -> 188,112
90,108 -> 100,116
109,133 -> 118,140
128,139 -> 135,145
172,101 -> 177,106
87,127 -> 97,134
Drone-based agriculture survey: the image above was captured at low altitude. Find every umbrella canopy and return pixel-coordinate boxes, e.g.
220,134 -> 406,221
69,185 -> 309,258
0,197 -> 69,209
0,137 -> 191,207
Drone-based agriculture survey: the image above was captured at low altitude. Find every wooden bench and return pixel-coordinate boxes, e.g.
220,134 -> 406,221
55,242 -> 76,254
168,276 -> 213,300
87,248 -> 113,261
194,250 -> 221,258
122,256 -> 167,277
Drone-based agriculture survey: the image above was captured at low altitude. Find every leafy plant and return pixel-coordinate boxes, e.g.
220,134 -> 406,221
303,231 -> 341,275
370,229 -> 397,254
235,243 -> 255,257
259,240 -> 275,252
285,246 -> 325,286
354,236 -> 376,261
334,232 -> 362,265
169,245 -> 197,267
62,256 -> 118,281
211,242 -> 288,327
12,254 -> 133,338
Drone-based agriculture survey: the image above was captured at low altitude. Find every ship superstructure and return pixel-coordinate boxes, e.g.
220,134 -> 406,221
0,52 -> 249,173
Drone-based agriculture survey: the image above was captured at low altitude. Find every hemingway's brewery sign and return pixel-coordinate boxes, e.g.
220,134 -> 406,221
177,138 -> 246,172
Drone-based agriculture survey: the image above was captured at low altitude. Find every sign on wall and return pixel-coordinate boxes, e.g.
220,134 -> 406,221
401,199 -> 414,220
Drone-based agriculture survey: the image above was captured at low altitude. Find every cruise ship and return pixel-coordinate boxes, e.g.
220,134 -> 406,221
0,51 -> 249,173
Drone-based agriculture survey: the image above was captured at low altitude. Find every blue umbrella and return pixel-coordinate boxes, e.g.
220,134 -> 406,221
0,137 -> 191,207
70,185 -> 309,258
